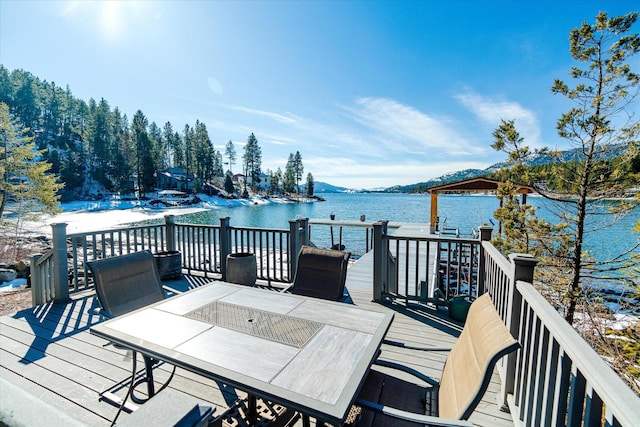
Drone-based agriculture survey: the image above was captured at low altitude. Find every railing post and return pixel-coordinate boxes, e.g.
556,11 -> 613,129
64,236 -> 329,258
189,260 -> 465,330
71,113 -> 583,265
477,225 -> 493,296
372,221 -> 386,302
299,218 -> 309,247
51,222 -> 70,303
165,215 -> 176,252
289,219 -> 301,280
220,217 -> 231,281
500,253 -> 538,406
31,253 -> 43,306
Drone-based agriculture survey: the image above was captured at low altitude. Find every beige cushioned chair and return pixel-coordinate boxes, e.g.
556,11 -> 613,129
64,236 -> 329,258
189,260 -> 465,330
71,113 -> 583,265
355,294 -> 520,426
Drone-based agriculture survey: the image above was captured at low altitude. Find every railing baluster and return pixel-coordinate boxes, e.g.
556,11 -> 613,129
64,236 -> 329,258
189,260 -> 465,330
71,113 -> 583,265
536,328 -> 558,426
543,339 -> 560,427
71,239 -> 79,291
567,366 -> 587,427
530,318 -> 548,425
583,385 -> 603,427
555,350 -> 572,427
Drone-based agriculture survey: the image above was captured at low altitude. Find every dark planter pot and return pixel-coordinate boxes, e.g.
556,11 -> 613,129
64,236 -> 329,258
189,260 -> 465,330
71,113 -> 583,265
154,250 -> 182,280
226,252 -> 257,286
449,295 -> 473,323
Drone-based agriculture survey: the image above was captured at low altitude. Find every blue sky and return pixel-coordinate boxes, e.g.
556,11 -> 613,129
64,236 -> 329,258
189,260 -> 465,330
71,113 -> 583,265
1,1 -> 637,189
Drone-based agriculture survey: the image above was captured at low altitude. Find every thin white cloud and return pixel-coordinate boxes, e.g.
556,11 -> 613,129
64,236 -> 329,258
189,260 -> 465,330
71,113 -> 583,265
454,91 -> 542,146
222,104 -> 297,124
347,97 -> 483,156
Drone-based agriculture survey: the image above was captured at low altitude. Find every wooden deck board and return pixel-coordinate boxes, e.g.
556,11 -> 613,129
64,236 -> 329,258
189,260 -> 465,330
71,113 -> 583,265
1,248 -> 514,426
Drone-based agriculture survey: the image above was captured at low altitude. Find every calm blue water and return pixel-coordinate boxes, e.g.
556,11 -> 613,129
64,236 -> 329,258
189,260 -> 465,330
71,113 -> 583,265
162,193 -> 639,267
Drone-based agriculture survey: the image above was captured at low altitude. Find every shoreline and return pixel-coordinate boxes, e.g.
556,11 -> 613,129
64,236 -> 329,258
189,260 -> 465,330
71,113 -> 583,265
22,194 -> 305,236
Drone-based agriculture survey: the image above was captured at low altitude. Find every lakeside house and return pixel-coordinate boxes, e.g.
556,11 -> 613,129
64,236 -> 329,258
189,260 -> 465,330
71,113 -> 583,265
232,172 -> 271,191
157,167 -> 194,192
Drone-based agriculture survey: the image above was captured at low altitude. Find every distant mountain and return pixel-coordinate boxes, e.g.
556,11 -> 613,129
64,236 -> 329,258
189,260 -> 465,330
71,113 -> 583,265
386,169 -> 488,193
303,181 -> 350,193
383,143 -> 629,193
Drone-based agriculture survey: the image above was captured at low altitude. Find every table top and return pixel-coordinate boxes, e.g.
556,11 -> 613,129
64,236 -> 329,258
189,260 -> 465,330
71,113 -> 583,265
90,282 -> 394,424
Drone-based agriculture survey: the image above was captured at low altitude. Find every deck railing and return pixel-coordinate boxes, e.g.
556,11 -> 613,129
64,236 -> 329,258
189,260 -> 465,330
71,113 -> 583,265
371,221 -> 640,426
372,221 -> 486,303
30,249 -> 55,306
31,216 -> 310,304
30,215 -> 640,425
66,223 -> 168,294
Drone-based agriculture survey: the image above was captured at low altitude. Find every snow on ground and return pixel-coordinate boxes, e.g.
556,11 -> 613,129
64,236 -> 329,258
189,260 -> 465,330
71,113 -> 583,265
0,279 -> 27,292
573,311 -> 639,333
30,194 -> 295,235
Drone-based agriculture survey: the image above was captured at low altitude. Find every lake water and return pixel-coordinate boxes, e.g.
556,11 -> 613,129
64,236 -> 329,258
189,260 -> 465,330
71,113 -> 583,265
163,193 -> 639,267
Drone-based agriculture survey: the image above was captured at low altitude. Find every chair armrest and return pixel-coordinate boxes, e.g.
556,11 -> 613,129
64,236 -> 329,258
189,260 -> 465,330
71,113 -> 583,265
280,283 -> 294,293
383,339 -> 452,352
355,398 -> 473,427
373,359 -> 439,387
162,285 -> 183,296
91,306 -> 114,319
376,339 -> 452,388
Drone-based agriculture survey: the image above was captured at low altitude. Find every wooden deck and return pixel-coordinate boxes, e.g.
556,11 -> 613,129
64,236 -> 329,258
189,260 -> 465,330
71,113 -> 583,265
0,252 -> 514,426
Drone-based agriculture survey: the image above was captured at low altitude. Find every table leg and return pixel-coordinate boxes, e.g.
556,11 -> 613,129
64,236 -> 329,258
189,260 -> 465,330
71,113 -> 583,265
247,394 -> 257,424
142,356 -> 156,398
302,414 -> 311,427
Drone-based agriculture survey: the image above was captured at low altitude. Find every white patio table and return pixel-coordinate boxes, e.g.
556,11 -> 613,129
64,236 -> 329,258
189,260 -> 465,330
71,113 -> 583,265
90,282 -> 394,426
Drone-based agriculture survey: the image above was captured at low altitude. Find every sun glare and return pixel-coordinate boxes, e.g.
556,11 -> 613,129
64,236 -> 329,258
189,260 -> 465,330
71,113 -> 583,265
101,1 -> 122,41
60,1 -> 154,43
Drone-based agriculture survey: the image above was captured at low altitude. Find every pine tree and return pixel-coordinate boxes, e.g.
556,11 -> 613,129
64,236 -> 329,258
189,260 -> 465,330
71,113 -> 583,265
0,66 -> 11,105
1,102 -> 63,255
112,109 -> 134,193
11,70 -> 40,133
183,124 -> 195,190
294,151 -> 304,193
284,153 -> 296,193
193,120 -> 214,189
306,172 -> 314,197
270,168 -> 282,195
162,122 -> 175,169
242,133 -> 261,190
492,12 -> 640,324
225,140 -> 236,174
90,98 -> 115,190
213,151 -> 224,178
131,110 -> 157,196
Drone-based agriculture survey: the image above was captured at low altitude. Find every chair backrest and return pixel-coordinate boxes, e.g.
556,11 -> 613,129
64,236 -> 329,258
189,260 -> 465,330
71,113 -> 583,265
290,245 -> 350,301
87,250 -> 165,318
438,293 -> 520,420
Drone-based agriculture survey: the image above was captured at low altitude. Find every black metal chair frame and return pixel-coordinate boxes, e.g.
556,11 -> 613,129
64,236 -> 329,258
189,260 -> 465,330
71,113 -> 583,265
87,251 -> 179,408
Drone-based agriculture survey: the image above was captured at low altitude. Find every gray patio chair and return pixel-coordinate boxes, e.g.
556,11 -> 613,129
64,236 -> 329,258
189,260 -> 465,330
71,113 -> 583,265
282,245 -> 351,301
88,250 -> 178,406
353,294 -> 520,426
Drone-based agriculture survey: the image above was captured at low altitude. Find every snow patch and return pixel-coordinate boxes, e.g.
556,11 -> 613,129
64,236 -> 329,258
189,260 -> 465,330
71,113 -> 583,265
0,278 -> 27,292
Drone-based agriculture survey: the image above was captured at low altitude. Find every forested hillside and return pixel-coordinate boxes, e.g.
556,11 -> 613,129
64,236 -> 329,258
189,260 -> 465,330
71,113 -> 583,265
0,66 -> 311,201
390,143 -> 638,195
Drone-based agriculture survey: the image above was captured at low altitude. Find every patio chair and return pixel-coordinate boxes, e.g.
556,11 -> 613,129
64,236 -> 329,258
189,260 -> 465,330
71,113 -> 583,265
282,245 -> 351,301
354,294 -> 520,426
88,250 -> 178,406
117,389 -> 214,427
